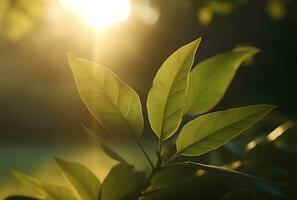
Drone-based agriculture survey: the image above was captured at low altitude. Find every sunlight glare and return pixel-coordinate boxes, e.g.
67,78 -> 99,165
246,140 -> 257,150
223,160 -> 242,169
61,0 -> 131,31
267,121 -> 295,141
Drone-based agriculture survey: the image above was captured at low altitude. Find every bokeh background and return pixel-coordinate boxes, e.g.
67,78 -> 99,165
1,0 -> 297,198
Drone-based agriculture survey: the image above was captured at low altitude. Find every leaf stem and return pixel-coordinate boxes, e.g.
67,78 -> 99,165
163,161 -> 245,174
157,139 -> 162,156
135,139 -> 155,169
163,153 -> 179,166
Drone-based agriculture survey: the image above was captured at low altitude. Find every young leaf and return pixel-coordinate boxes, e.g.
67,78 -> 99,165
68,53 -> 144,139
5,196 -> 40,200
101,163 -> 146,200
147,38 -> 201,140
176,105 -> 275,156
82,124 -> 128,164
178,162 -> 284,196
143,162 -> 283,199
12,171 -> 45,198
55,158 -> 101,200
12,171 -> 77,200
201,164 -> 283,197
42,183 -> 78,200
185,47 -> 259,115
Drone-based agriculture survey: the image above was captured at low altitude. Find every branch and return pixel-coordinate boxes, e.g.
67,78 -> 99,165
135,139 -> 155,169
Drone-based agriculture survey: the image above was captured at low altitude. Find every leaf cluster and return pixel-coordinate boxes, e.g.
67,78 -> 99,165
7,38 -> 285,200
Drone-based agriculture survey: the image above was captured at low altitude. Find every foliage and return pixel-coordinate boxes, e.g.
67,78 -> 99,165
0,0 -> 45,41
0,0 -> 294,41
7,38 -> 288,199
181,0 -> 293,25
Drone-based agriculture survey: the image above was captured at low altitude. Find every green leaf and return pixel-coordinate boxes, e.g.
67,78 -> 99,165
143,162 -> 283,199
68,53 -> 144,139
147,38 -> 201,140
82,124 -> 128,164
101,163 -> 146,200
12,170 -> 45,198
183,162 -> 284,196
55,158 -> 101,200
42,183 -> 78,200
4,196 -> 40,200
185,47 -> 259,115
176,105 -> 275,156
12,171 -> 77,200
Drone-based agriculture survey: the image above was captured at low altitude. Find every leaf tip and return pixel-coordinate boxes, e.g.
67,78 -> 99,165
54,157 -> 66,167
185,37 -> 202,55
10,170 -> 28,180
67,52 -> 77,64
11,169 -> 20,178
233,46 -> 260,56
192,37 -> 202,49
195,37 -> 202,43
262,104 -> 277,110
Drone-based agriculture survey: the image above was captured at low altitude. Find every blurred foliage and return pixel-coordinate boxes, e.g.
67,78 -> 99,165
174,0 -> 295,25
0,0 -> 295,41
266,0 -> 286,20
197,1 -> 234,25
0,0 -> 45,41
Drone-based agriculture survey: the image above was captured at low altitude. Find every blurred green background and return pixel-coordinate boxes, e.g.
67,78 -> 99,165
1,0 -> 297,198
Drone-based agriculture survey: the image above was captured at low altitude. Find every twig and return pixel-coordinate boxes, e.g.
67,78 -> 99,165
135,139 -> 155,169
162,153 -> 179,166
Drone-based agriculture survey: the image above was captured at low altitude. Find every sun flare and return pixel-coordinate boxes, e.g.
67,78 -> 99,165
61,0 -> 132,31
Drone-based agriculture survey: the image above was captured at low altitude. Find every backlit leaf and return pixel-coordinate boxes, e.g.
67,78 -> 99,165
142,162 -> 283,199
42,183 -> 77,200
186,162 -> 283,196
82,124 -> 128,163
68,53 -> 144,139
147,38 -> 201,140
177,105 -> 275,156
12,171 -> 45,198
12,171 -> 77,200
55,158 -> 101,200
101,163 -> 146,200
185,47 -> 259,115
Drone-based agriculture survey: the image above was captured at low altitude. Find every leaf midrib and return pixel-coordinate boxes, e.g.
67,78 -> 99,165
98,79 -> 136,137
187,52 -> 248,113
66,166 -> 98,200
159,52 -> 191,139
187,54 -> 229,112
79,66 -> 137,137
44,185 -> 74,200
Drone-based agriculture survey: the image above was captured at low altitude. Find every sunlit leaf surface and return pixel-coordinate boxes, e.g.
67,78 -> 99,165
177,105 -> 275,156
12,171 -> 77,200
55,158 -> 101,200
147,38 -> 201,140
68,53 -> 144,139
185,46 -> 259,115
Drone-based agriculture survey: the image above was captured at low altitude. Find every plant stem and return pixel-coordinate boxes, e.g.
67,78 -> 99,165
162,161 -> 224,172
135,139 -> 155,169
140,187 -> 164,197
157,138 -> 162,157
162,153 -> 179,166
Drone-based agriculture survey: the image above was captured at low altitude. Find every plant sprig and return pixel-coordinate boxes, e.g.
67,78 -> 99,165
7,38 -> 284,200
